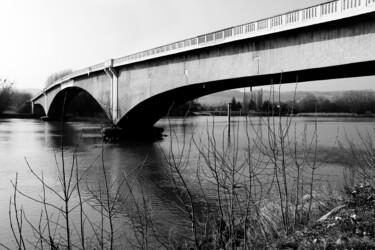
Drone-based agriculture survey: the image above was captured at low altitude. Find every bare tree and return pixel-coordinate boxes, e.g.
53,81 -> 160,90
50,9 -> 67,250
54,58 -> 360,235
0,78 -> 14,113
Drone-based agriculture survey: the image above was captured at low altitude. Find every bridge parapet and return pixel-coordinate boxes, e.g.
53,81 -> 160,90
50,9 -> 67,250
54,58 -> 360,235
110,0 -> 375,67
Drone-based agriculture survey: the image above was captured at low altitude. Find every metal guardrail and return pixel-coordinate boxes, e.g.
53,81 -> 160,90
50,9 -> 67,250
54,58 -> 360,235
33,0 -> 375,101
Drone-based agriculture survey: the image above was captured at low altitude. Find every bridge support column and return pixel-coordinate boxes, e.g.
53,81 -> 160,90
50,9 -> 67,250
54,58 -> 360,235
30,101 -> 34,115
104,59 -> 119,124
43,92 -> 48,116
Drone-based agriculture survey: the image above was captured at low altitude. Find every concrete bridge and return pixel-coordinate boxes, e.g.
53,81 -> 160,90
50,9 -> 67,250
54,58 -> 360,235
31,0 -> 375,132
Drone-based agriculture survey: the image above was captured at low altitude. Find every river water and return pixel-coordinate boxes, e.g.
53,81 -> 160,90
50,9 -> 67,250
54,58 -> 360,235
0,116 -> 374,247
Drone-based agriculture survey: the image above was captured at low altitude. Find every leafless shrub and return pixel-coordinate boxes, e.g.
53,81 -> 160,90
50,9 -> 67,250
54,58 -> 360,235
160,81 -> 335,249
341,127 -> 375,185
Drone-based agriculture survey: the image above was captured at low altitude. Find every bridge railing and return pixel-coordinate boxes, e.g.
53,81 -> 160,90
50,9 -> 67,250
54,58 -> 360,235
34,0 -> 374,101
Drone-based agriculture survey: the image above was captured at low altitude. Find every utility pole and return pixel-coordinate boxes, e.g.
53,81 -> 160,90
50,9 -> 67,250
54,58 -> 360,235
227,103 -> 231,136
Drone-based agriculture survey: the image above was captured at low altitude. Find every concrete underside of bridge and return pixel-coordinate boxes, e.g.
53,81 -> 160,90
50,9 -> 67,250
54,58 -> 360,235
34,12 -> 375,134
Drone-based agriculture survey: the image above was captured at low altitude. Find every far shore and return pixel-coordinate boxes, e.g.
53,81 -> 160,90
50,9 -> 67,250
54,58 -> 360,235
295,112 -> 375,118
0,111 -> 36,119
190,111 -> 375,118
2,111 -> 375,121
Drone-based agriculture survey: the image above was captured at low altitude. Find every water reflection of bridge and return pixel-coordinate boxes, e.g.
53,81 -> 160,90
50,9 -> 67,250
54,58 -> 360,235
32,0 -> 375,133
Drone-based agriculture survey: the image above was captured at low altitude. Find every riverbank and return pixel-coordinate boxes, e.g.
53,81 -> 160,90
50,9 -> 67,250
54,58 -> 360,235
189,111 -> 375,118
3,110 -> 375,121
276,183 -> 375,249
0,112 -> 109,122
0,111 -> 36,119
296,112 -> 373,117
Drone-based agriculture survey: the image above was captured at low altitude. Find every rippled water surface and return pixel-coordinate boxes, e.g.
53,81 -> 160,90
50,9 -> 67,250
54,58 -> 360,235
0,116 -> 374,247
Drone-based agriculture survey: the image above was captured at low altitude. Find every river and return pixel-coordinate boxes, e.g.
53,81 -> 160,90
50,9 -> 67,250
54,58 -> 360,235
0,116 -> 374,248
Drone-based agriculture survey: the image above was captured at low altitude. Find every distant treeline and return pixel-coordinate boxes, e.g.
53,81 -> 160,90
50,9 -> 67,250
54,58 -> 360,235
45,69 -> 73,87
295,91 -> 375,114
170,90 -> 375,116
263,90 -> 375,115
0,79 -> 32,114
65,92 -> 105,117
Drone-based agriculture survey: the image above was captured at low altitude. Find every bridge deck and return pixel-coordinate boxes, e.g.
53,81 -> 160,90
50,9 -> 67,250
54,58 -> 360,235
32,0 -> 375,102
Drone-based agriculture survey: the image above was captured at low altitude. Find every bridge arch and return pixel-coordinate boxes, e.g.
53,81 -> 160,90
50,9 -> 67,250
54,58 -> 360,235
47,86 -> 109,121
33,103 -> 46,117
117,75 -> 276,130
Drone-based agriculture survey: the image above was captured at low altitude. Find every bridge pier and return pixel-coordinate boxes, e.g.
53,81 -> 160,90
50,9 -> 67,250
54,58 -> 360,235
104,59 -> 119,124
43,92 -> 48,115
31,101 -> 34,115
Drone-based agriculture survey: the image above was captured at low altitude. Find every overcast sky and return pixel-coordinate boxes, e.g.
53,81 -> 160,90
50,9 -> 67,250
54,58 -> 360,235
1,0 -> 374,92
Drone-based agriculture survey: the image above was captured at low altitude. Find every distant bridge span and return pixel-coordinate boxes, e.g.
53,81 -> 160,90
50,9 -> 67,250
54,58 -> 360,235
31,0 -> 375,131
